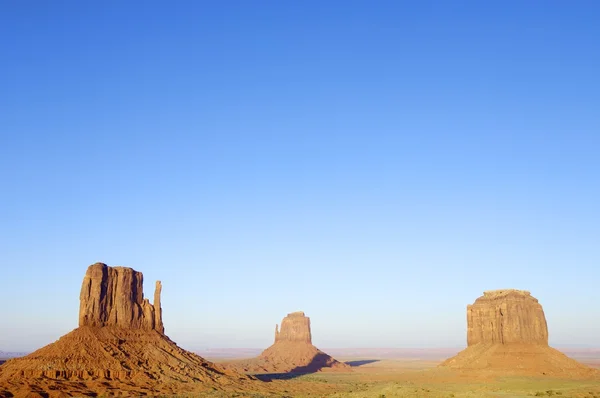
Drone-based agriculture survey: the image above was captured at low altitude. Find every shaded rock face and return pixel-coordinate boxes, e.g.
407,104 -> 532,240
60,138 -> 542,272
79,263 -> 164,332
467,289 -> 548,346
274,311 -> 312,344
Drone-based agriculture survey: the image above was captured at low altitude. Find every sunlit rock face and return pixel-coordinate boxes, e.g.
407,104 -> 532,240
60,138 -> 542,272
467,289 -> 548,346
79,262 -> 164,332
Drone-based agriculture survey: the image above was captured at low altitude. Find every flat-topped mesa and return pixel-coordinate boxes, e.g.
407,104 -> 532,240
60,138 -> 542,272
467,289 -> 548,346
274,311 -> 312,344
79,262 -> 164,332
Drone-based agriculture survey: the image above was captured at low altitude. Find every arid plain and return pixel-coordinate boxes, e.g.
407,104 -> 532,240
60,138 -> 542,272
0,263 -> 599,397
204,349 -> 600,398
2,349 -> 600,397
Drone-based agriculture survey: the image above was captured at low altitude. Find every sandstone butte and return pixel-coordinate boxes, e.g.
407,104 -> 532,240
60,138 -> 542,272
440,289 -> 600,378
0,263 -> 270,398
225,311 -> 351,374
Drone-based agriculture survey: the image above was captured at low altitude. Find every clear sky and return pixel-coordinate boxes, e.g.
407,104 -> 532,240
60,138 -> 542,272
1,1 -> 599,352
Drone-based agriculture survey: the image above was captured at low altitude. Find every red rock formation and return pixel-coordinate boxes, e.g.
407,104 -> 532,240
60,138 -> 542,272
274,311 -> 312,343
79,263 -> 163,332
0,263 -> 263,397
224,311 -> 350,374
440,289 -> 599,378
154,281 -> 164,334
467,289 -> 548,346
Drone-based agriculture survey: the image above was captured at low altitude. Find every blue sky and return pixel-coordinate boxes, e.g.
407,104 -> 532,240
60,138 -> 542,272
1,1 -> 599,352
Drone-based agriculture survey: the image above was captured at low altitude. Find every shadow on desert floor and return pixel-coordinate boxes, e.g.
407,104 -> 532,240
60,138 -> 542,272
252,354 -> 365,381
345,359 -> 380,367
253,372 -> 303,381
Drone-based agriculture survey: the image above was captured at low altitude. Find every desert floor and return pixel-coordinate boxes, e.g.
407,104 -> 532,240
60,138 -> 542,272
1,355 -> 599,397
198,355 -> 600,398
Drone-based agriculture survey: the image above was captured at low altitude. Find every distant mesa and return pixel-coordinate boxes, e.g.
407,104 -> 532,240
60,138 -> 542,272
225,311 -> 351,374
440,289 -> 599,378
0,351 -> 26,360
0,262 -> 262,397
274,311 -> 312,344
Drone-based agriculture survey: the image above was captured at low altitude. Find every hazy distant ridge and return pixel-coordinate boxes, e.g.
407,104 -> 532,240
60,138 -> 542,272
0,351 -> 29,359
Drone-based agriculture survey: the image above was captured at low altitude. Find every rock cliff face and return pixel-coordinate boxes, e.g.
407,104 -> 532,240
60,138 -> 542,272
79,263 -> 164,332
440,289 -> 598,378
467,289 -> 548,346
274,311 -> 312,344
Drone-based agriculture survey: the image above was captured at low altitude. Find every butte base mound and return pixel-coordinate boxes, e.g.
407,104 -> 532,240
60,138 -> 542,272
439,289 -> 600,379
0,263 -> 264,397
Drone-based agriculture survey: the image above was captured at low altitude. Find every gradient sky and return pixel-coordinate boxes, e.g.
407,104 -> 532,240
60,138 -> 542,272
1,1 -> 599,353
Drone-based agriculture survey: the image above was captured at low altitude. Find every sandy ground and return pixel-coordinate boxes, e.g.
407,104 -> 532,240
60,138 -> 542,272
198,355 -> 600,398
1,353 -> 599,397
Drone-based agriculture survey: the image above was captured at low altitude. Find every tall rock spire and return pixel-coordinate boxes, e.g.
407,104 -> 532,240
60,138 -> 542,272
154,280 -> 164,334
